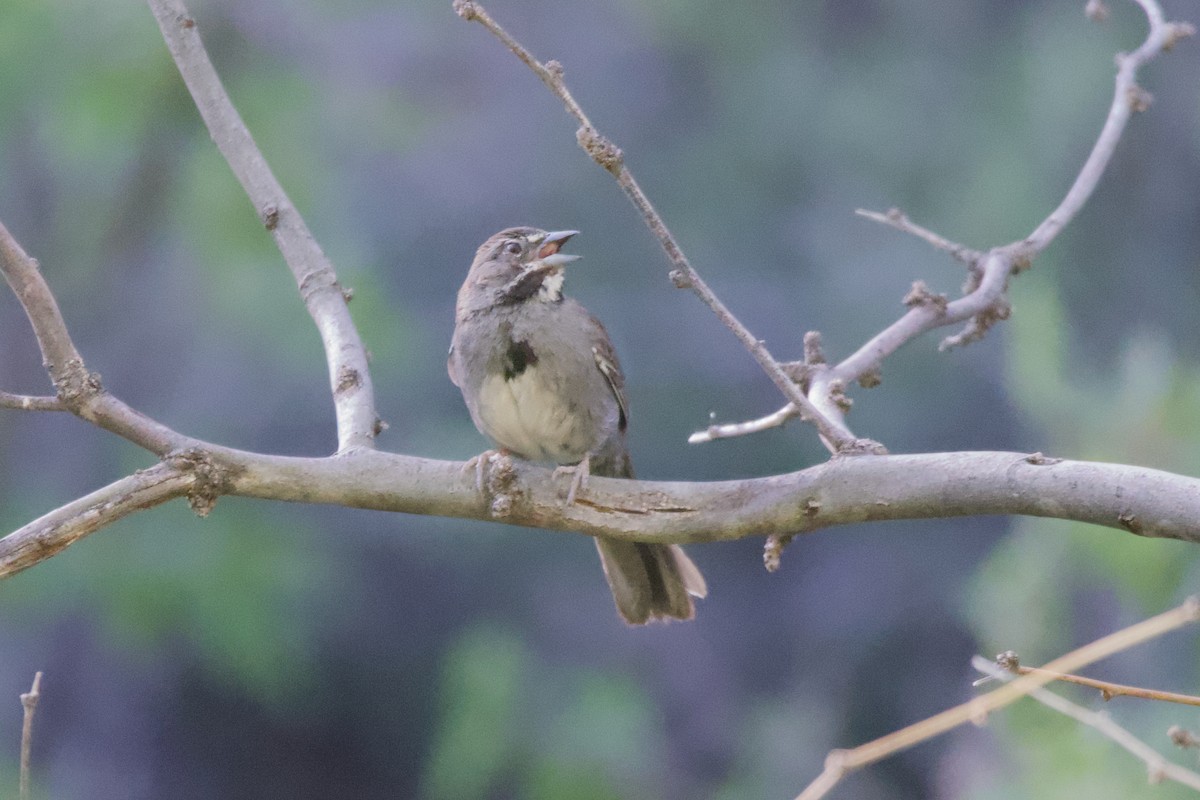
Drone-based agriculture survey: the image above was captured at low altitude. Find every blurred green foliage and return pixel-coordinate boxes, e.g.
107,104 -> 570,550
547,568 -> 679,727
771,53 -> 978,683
422,623 -> 664,799
422,625 -> 527,798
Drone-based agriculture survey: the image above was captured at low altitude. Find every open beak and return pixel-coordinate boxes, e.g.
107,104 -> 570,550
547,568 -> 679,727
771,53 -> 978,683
535,230 -> 581,267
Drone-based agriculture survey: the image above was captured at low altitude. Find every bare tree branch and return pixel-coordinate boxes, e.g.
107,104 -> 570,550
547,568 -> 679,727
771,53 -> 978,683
973,657 -> 1200,792
204,451 -> 1200,551
0,221 -> 91,400
0,391 -> 65,412
1025,0 -> 1194,252
7,445 -> 1200,579
692,0 -> 1194,444
0,221 -> 191,455
854,208 -> 984,267
0,462 -> 195,579
794,598 -> 1200,800
147,0 -> 380,453
688,404 -> 798,445
452,0 -> 866,455
19,671 -> 42,800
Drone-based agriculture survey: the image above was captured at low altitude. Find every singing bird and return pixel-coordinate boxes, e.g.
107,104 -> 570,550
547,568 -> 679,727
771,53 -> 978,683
448,227 -> 706,623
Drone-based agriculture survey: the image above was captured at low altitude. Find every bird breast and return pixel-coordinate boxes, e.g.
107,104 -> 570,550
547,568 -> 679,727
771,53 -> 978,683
455,298 -> 619,465
476,361 -> 595,464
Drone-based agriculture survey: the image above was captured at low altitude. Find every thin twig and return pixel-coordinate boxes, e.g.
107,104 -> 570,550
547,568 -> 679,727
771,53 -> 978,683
693,0 -> 1191,444
0,221 -> 91,400
973,657 -> 1200,791
148,0 -> 380,453
993,651 -> 1200,707
454,0 -> 862,454
1025,0 -> 1192,252
0,220 -> 191,455
794,597 -> 1200,800
19,671 -> 42,800
854,208 -> 984,266
687,404 -> 797,444
0,391 -> 65,412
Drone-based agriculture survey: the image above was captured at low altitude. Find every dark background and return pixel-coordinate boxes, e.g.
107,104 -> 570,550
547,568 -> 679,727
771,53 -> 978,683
2,0 -> 1199,797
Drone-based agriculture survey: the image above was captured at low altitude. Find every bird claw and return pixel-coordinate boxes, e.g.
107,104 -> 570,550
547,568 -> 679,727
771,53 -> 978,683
553,454 -> 591,504
463,449 -> 503,494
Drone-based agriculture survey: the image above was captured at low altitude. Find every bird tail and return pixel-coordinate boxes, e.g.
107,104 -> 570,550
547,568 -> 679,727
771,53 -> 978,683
594,538 -> 708,624
590,442 -> 707,624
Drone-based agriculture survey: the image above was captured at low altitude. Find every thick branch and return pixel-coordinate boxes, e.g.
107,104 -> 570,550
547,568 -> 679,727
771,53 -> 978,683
7,448 -> 1200,579
148,0 -> 380,453
453,0 -> 860,454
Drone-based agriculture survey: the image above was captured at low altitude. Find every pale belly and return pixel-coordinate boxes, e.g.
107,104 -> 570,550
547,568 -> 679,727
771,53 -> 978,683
475,366 -> 593,464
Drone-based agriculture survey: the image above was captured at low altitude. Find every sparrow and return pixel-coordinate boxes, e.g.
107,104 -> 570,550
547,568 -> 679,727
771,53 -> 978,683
448,227 -> 707,623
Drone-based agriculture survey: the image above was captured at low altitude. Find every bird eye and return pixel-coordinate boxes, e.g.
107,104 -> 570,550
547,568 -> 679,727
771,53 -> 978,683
504,240 -> 522,255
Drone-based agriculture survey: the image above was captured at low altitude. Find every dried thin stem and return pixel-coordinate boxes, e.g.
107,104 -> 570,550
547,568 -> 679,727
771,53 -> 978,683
148,0 -> 380,453
994,652 -> 1200,707
794,597 -> 1200,800
454,0 -> 860,454
973,657 -> 1200,791
19,671 -> 42,800
695,0 -> 1192,444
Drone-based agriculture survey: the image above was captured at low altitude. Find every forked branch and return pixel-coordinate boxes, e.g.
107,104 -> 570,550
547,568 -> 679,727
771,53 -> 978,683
692,0 -> 1193,444
795,598 -> 1200,800
973,657 -> 1200,792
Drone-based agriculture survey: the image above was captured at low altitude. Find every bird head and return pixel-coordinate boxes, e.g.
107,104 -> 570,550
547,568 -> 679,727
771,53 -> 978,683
464,228 -> 581,306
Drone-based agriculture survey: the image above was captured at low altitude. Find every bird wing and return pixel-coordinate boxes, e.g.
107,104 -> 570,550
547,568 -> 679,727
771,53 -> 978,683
590,324 -> 628,432
446,343 -> 461,388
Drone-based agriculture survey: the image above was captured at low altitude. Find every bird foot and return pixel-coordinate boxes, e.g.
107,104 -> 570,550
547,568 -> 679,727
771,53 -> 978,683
553,454 -> 591,505
463,449 -> 507,494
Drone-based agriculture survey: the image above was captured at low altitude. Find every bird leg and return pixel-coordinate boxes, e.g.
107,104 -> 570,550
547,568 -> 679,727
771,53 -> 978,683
553,453 -> 591,505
